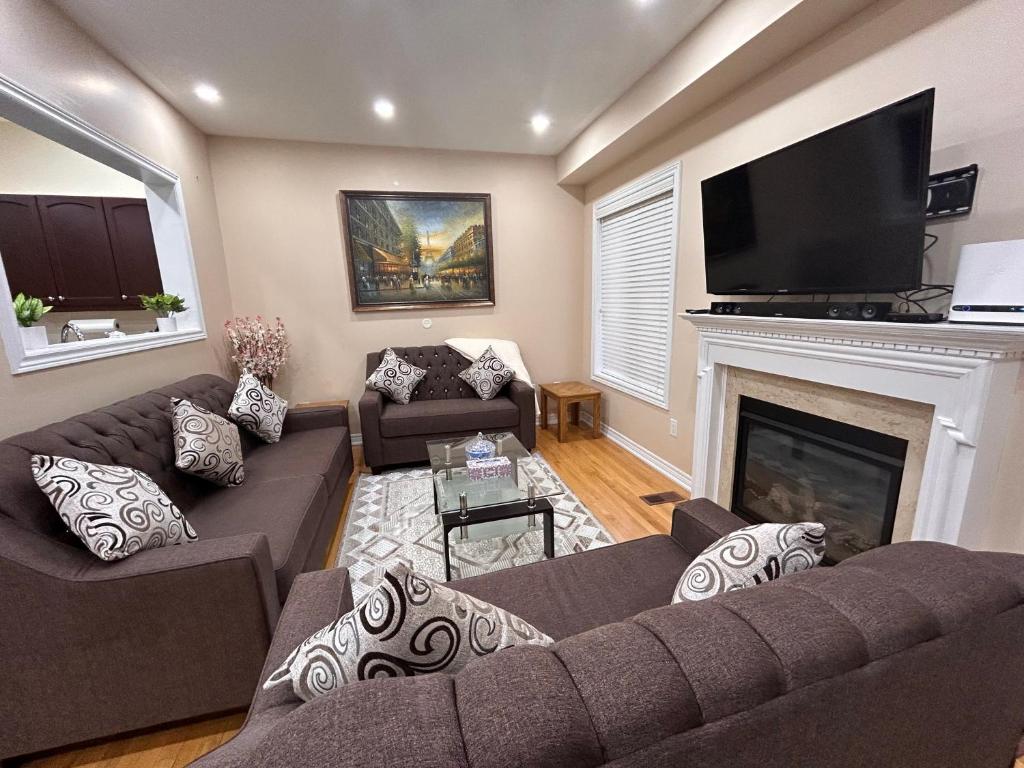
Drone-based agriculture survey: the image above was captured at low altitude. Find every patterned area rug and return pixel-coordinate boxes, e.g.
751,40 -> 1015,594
337,453 -> 615,602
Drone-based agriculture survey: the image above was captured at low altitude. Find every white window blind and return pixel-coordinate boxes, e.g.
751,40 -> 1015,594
592,163 -> 679,408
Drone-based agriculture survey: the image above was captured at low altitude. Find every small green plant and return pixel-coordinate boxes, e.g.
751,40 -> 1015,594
139,293 -> 187,318
12,293 -> 52,327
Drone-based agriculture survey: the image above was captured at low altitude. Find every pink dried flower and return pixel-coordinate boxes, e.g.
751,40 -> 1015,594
224,315 -> 289,381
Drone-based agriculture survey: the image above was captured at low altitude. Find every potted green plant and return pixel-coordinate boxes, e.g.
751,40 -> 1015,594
139,292 -> 187,332
12,293 -> 52,349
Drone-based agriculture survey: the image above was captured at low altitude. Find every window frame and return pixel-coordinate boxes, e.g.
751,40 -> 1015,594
0,73 -> 207,374
591,162 -> 680,409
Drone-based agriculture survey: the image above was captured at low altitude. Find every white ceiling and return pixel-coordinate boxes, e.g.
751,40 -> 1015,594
54,0 -> 724,155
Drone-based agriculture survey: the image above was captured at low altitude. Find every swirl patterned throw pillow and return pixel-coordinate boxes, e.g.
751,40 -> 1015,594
672,522 -> 826,603
31,455 -> 198,561
458,345 -> 515,401
228,372 -> 288,443
365,348 -> 426,405
264,562 -> 553,701
171,398 -> 245,487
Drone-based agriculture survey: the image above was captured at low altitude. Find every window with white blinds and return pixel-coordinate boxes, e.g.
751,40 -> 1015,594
592,163 -> 679,408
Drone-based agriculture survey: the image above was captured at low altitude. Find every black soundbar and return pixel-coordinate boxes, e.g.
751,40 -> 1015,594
709,301 -> 892,321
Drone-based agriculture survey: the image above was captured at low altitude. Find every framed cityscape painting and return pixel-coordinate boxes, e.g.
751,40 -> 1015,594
340,190 -> 495,312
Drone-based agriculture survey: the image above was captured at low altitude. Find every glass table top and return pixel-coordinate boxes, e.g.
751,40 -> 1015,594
426,432 -> 565,516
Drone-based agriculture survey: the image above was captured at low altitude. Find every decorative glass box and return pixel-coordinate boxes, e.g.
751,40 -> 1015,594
467,455 -> 513,482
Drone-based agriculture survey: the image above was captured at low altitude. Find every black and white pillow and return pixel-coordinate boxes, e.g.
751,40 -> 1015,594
458,346 -> 515,401
672,522 -> 826,603
365,348 -> 426,405
30,455 -> 198,562
171,398 -> 245,487
264,562 -> 553,702
228,372 -> 288,443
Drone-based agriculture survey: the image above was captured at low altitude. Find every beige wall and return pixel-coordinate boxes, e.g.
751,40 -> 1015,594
0,118 -> 145,197
0,0 -> 233,437
208,137 -> 584,434
580,0 -> 1024,540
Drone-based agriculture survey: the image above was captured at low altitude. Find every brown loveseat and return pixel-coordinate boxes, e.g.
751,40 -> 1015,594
359,345 -> 536,472
0,374 -> 353,761
192,498 -> 1024,768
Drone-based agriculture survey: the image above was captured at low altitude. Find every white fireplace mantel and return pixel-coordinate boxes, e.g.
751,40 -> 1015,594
679,314 -> 1024,551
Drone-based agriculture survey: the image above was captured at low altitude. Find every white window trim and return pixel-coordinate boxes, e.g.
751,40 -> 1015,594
0,73 -> 207,374
591,161 -> 680,409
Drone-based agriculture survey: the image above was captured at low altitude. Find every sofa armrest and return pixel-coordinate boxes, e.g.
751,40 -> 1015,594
191,570 -> 356,768
79,533 -> 279,626
670,498 -> 747,557
359,389 -> 385,468
508,379 -> 536,450
283,404 -> 349,433
0,522 -> 280,757
249,566 -> 355,716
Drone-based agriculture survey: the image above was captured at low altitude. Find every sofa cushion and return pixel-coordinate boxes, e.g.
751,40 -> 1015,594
379,397 -> 518,438
229,372 -> 288,444
451,534 -> 692,640
186,475 -> 328,597
171,398 -> 246,487
673,522 -> 826,603
244,426 -> 351,496
30,455 -> 197,561
264,562 -> 553,702
366,348 -> 427,405
458,346 -> 515,401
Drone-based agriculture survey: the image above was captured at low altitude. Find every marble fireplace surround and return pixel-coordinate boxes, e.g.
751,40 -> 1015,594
681,314 -> 1024,550
717,368 -> 933,544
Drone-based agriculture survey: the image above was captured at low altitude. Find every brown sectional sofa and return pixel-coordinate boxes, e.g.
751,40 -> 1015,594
193,498 -> 1024,768
359,345 -> 536,472
0,374 -> 353,761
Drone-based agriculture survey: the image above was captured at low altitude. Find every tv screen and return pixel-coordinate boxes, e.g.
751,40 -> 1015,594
702,89 -> 934,295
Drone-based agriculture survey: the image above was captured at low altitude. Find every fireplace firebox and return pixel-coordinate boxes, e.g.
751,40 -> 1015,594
731,396 -> 907,563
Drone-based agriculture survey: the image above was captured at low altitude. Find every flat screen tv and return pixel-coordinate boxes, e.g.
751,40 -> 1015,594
702,89 -> 934,295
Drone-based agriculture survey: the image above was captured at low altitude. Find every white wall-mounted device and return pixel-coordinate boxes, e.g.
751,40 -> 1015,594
948,239 -> 1024,325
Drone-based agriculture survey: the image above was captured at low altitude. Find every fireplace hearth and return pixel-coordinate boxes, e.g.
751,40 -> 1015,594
731,396 -> 907,563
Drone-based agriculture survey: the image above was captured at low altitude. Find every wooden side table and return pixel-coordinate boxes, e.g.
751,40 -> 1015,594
538,382 -> 602,443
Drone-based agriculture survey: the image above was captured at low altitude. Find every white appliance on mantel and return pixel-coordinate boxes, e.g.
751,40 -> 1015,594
679,314 -> 1024,551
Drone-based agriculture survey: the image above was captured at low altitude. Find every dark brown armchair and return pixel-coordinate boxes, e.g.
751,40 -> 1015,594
359,345 -> 536,472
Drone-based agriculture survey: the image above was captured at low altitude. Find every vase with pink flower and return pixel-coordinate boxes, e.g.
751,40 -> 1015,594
224,316 -> 290,389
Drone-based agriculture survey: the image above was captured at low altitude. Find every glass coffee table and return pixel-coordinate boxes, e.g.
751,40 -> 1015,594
426,432 -> 563,581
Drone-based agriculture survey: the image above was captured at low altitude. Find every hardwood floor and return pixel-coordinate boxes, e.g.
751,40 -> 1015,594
22,427 -> 1022,768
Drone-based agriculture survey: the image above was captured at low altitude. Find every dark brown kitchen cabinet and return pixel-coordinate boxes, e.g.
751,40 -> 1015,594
103,198 -> 163,304
0,195 -> 59,302
0,194 -> 162,311
37,195 -> 124,310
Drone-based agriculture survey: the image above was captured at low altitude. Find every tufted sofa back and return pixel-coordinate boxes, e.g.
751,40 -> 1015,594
0,374 -> 248,541
364,346 -> 479,401
243,542 -> 1024,768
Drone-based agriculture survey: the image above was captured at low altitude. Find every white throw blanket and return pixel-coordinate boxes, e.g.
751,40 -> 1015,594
444,338 -> 539,409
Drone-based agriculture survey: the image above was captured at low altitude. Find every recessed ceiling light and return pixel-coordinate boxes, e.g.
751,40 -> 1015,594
530,113 -> 551,135
194,83 -> 222,103
79,76 -> 117,95
374,98 -> 395,120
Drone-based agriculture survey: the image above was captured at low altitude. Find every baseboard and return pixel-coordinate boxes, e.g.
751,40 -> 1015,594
579,412 -> 692,492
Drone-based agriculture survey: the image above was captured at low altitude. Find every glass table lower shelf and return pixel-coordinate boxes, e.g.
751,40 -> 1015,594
426,432 -> 563,580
